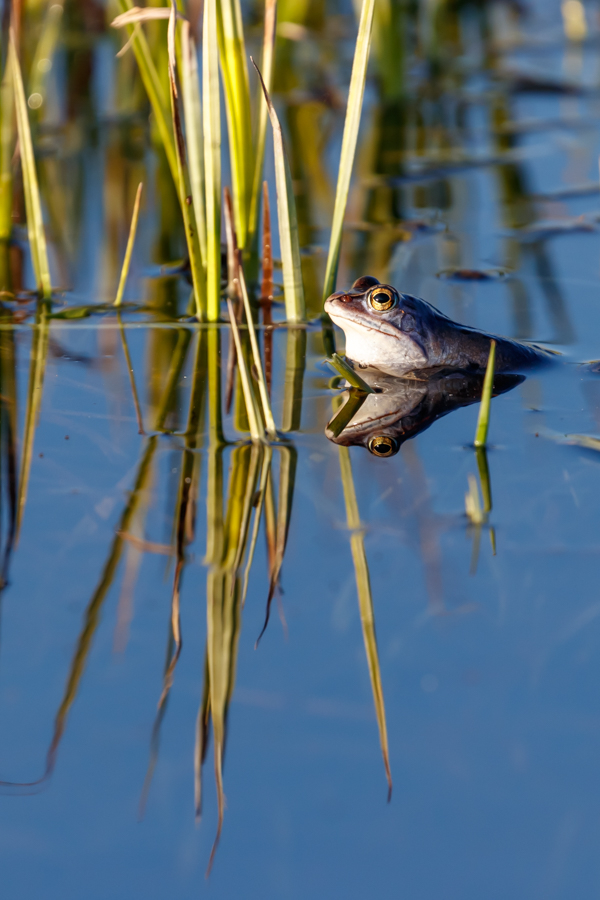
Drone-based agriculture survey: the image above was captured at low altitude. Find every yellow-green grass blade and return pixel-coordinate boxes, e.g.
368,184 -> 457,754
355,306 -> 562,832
238,263 -> 277,438
0,59 -> 14,240
112,1 -> 178,186
217,0 -> 254,249
180,21 -> 207,269
322,0 -> 375,303
10,32 -> 51,298
474,339 -> 496,447
16,301 -> 50,540
248,0 -> 277,246
280,328 -> 306,433
28,2 -> 63,113
203,0 -> 222,321
326,352 -> 375,392
114,181 -> 143,307
167,2 -> 205,319
338,443 -> 392,799
227,298 -> 263,441
252,59 -> 305,323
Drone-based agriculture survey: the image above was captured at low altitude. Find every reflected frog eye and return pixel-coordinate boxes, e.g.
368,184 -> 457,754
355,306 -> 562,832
368,435 -> 399,457
368,286 -> 398,311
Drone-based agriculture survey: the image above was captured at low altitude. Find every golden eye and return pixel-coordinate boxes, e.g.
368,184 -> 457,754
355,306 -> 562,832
368,435 -> 399,457
368,287 -> 397,311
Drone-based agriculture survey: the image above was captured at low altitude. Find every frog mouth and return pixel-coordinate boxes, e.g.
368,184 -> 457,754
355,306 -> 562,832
326,306 -> 401,339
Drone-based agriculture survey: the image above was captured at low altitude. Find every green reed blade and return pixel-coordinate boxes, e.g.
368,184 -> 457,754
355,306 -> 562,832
474,339 -> 496,447
217,0 -> 254,249
238,263 -> 277,439
338,443 -> 392,799
322,0 -> 375,303
203,0 -> 222,321
180,21 -> 207,269
326,352 -> 375,393
112,2 -> 178,186
167,2 -> 205,320
9,32 -> 51,298
28,2 -> 63,112
248,0 -> 277,246
252,58 -> 305,323
16,301 -> 49,540
0,59 -> 14,240
227,298 -> 263,441
114,181 -> 143,308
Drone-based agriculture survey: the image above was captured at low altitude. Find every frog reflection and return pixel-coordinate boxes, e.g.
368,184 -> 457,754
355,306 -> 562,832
326,368 -> 523,456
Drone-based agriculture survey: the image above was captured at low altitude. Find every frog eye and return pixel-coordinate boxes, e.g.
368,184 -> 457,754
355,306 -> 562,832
368,286 -> 398,312
368,435 -> 399,457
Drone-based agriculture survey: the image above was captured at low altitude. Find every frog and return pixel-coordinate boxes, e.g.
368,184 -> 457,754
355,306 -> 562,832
324,276 -> 549,377
326,367 -> 524,456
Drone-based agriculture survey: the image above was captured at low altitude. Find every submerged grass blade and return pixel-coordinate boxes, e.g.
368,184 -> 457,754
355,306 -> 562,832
326,353 -> 375,393
325,388 -> 368,439
252,58 -> 305,323
16,301 -> 49,539
237,264 -> 276,439
203,0 -> 222,321
226,298 -> 263,441
281,329 -> 306,433
9,32 -> 51,298
474,340 -> 496,447
322,0 -> 375,302
248,0 -> 277,245
338,443 -> 392,799
256,444 -> 297,645
117,312 -> 145,434
114,182 -> 143,308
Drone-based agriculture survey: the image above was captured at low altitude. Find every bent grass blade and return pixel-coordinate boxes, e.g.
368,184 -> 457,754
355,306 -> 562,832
112,1 -> 178,184
227,298 -> 263,441
252,59 -> 305,323
9,32 -> 51,298
114,181 -> 143,308
326,353 -> 375,393
322,0 -> 375,303
338,442 -> 392,800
